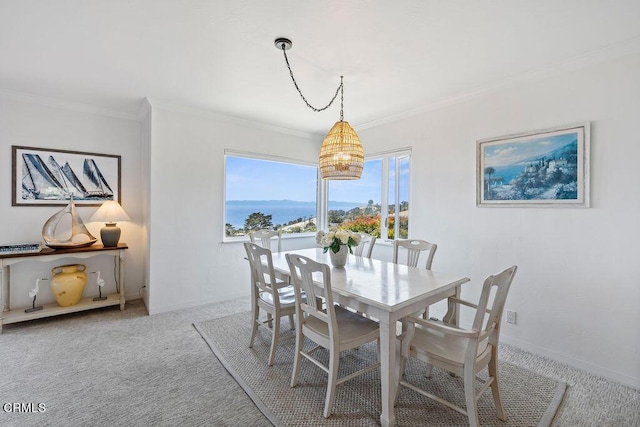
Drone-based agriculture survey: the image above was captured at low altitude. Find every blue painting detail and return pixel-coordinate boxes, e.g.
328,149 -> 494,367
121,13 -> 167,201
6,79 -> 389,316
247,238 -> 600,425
483,132 -> 579,201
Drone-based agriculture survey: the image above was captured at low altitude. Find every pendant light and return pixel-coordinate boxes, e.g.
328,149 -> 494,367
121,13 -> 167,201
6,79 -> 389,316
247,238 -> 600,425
275,38 -> 363,180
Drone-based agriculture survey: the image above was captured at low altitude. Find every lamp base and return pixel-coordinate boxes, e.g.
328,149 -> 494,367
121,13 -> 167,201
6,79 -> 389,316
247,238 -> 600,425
100,223 -> 121,247
25,306 -> 43,313
93,296 -> 107,301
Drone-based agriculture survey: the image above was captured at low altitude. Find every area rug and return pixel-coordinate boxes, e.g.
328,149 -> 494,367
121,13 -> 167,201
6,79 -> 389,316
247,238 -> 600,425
195,312 -> 566,426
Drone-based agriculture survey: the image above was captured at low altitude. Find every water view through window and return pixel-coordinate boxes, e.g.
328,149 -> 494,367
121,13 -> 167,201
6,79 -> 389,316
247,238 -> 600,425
225,152 -> 410,239
225,155 -> 320,237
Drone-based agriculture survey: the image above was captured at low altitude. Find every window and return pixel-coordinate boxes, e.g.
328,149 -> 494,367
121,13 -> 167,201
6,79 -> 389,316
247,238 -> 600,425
325,149 -> 410,240
224,152 -> 318,239
387,154 -> 410,239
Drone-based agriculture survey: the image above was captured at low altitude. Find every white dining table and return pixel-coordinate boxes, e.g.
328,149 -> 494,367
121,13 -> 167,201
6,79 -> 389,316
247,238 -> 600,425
270,247 -> 470,427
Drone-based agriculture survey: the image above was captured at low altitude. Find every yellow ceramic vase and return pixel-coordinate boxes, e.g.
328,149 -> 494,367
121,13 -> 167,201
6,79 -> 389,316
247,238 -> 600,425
51,264 -> 87,307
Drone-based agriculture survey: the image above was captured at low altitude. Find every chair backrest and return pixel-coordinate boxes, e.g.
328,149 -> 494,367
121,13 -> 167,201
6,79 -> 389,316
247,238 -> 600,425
244,242 -> 280,305
249,229 -> 282,253
472,265 -> 518,345
286,253 -> 338,338
353,233 -> 377,258
392,239 -> 437,269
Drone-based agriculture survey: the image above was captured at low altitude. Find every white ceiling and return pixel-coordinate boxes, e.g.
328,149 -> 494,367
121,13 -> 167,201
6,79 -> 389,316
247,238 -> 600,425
2,1 -> 640,135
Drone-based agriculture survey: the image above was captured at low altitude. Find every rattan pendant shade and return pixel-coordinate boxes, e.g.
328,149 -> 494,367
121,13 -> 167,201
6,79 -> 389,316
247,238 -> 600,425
319,121 -> 364,179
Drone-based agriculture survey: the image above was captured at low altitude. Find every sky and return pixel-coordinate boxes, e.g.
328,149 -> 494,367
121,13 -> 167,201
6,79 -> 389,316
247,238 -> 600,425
225,156 -> 409,203
484,132 -> 578,167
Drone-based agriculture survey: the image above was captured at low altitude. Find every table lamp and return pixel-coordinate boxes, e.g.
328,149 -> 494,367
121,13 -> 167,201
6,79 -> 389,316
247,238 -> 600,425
90,201 -> 130,247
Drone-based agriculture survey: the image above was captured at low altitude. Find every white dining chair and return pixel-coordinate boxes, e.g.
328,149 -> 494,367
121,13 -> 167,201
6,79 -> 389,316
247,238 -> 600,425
396,265 -> 518,427
249,229 -> 282,253
250,228 -> 288,282
286,253 -> 381,418
353,233 -> 377,258
392,238 -> 437,269
244,242 -> 296,366
393,238 -> 437,318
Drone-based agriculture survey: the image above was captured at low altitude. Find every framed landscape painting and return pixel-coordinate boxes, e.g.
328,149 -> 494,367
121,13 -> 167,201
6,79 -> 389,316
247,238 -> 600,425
12,146 -> 121,206
477,123 -> 590,207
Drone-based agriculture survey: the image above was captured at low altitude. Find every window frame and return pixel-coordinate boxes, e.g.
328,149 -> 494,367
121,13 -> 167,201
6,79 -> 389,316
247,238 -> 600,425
387,152 -> 411,241
320,147 -> 411,242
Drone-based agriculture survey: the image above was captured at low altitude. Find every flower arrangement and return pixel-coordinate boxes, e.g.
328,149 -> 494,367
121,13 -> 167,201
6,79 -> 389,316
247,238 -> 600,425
316,229 -> 361,254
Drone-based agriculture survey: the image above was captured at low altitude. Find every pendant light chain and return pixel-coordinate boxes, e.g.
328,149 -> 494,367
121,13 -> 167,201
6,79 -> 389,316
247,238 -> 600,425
275,37 -> 363,180
280,43 -> 343,113
340,76 -> 344,121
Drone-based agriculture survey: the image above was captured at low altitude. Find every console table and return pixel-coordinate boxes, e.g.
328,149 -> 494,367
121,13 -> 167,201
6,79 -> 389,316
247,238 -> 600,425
0,243 -> 127,332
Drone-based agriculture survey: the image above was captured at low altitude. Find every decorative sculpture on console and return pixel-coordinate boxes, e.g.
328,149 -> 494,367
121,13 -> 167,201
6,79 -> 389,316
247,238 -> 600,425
91,270 -> 107,301
25,278 -> 46,313
42,195 -> 97,248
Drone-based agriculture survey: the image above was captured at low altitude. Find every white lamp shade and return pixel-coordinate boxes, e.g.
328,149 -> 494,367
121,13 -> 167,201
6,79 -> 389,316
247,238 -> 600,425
90,201 -> 130,223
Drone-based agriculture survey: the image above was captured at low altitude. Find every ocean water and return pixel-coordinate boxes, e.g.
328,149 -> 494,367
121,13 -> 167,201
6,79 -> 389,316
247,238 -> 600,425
225,200 -> 363,228
492,164 -> 525,184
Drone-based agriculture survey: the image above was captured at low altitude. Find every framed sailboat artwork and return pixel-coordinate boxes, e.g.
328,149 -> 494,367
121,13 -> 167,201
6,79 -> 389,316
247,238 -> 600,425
11,146 -> 121,206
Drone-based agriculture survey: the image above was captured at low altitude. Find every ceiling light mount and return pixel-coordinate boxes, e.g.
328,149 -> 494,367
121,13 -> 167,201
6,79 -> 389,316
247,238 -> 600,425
274,37 -> 363,180
274,38 -> 292,51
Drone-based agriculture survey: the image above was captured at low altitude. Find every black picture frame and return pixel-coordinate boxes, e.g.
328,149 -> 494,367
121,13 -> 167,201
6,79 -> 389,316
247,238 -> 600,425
12,145 -> 121,207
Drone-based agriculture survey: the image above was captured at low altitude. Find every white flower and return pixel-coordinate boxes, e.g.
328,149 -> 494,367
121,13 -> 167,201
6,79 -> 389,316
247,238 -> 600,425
336,230 -> 349,244
317,229 -> 362,253
326,231 -> 335,243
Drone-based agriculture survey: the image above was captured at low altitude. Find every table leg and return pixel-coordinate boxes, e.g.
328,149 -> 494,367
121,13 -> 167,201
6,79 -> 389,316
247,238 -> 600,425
118,249 -> 126,310
379,315 -> 396,427
442,285 -> 461,326
0,264 -> 6,333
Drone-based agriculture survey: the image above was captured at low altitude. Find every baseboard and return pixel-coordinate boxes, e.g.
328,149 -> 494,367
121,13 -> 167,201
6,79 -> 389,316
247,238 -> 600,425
501,335 -> 639,389
146,293 -> 247,315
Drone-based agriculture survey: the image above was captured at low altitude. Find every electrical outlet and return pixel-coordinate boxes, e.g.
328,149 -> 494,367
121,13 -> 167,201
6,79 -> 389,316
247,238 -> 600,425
506,310 -> 517,324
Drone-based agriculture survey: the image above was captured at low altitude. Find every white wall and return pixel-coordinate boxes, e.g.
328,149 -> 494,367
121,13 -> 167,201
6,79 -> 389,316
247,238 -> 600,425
3,50 -> 636,389
359,52 -> 640,387
0,97 -> 145,306
145,101 -> 320,315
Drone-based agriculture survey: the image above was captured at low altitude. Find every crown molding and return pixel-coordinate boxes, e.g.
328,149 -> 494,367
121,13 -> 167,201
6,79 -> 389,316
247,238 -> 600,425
144,97 -> 321,140
5,35 -> 639,133
0,87 -> 320,138
356,36 -> 640,131
0,88 -> 140,121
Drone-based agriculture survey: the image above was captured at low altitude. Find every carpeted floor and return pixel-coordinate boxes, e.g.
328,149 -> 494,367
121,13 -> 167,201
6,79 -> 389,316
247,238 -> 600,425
0,299 -> 271,427
0,296 -> 638,426
195,311 -> 566,427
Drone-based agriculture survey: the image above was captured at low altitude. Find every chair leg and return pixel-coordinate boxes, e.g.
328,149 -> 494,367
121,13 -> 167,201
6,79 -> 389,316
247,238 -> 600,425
488,353 -> 506,420
249,305 -> 259,348
290,327 -> 303,387
323,347 -> 340,418
463,365 -> 480,427
266,313 -> 273,328
268,315 -> 281,366
288,314 -> 295,330
424,363 -> 433,377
